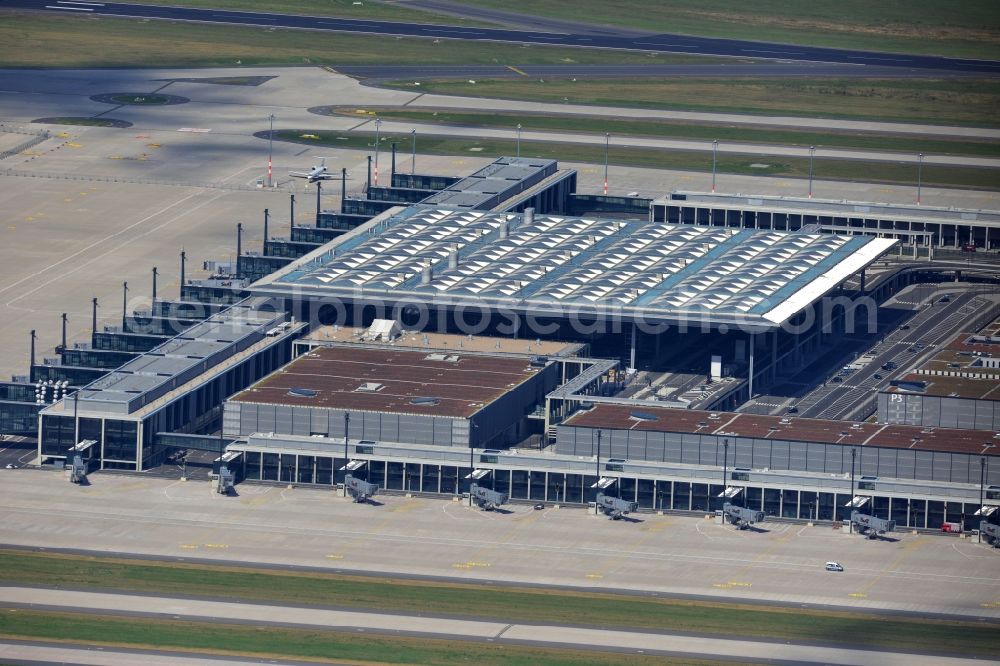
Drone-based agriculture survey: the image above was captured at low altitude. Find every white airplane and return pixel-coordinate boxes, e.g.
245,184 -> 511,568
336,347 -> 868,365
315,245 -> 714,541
289,157 -> 338,183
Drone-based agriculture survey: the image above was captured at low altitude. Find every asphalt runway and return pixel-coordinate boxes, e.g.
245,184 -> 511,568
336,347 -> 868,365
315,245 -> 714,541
0,640 -> 333,666
1,587 -> 994,666
12,0 -> 1000,74
341,62 -> 989,82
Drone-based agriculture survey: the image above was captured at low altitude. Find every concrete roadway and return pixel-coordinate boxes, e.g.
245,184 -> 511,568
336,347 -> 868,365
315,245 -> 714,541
348,116 -> 1000,168
794,289 -> 994,420
1,587 -> 994,666
14,0 -> 1000,74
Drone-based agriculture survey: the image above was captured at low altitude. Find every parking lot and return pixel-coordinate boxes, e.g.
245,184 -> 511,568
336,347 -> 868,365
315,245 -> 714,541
1,469 -> 998,619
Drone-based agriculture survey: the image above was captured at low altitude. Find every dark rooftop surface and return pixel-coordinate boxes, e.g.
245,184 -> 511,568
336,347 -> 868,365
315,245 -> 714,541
564,404 -> 999,456
229,346 -> 542,418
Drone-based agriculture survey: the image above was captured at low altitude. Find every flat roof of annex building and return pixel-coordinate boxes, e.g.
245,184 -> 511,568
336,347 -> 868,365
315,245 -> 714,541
43,298 -> 287,416
301,326 -> 583,357
658,191 -> 1000,228
252,205 -> 896,331
562,403 -> 1000,456
886,320 -> 1000,400
228,345 -> 545,419
419,156 -> 557,210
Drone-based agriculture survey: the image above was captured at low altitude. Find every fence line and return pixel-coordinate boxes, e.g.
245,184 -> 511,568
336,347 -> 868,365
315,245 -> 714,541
0,124 -> 49,137
0,167 -> 273,192
0,131 -> 51,161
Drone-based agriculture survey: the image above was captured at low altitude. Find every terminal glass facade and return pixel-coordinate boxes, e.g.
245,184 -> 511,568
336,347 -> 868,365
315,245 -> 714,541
233,449 -> 991,530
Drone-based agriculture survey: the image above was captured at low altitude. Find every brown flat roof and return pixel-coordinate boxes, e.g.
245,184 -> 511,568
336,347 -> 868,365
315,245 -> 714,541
884,322 -> 1000,400
563,404 -> 999,456
887,373 -> 1000,401
230,346 -> 542,418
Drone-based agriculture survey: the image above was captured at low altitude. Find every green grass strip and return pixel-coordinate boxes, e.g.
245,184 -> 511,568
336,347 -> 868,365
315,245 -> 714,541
0,550 -> 995,657
0,609 -> 721,666
382,78 -> 1000,128
0,13 -> 717,68
273,130 -> 1000,191
456,0 -> 1000,59
331,107 -> 1000,158
34,117 -> 120,127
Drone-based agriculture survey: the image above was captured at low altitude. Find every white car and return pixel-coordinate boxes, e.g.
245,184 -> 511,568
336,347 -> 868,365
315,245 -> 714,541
4,464 -> 14,469
825,561 -> 844,572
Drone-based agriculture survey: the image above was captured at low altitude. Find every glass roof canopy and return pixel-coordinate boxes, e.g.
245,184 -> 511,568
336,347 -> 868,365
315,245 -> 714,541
258,206 -> 896,331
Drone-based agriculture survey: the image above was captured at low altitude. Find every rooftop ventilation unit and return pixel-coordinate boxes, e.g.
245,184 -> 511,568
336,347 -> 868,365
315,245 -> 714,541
410,397 -> 441,406
629,410 -> 659,422
355,382 -> 385,393
287,388 -> 318,398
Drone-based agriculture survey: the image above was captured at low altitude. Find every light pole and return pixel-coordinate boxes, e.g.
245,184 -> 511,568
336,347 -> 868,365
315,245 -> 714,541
603,133 -> 609,195
267,113 -> 275,188
516,124 -> 522,158
343,412 -> 350,497
711,139 -> 718,193
595,429 -> 602,502
121,281 -> 128,328
849,447 -> 857,532
808,145 -> 815,198
411,129 -> 416,174
373,117 -> 382,186
722,438 -> 729,510
469,444 -> 474,507
979,455 -> 986,542
916,152 -> 924,205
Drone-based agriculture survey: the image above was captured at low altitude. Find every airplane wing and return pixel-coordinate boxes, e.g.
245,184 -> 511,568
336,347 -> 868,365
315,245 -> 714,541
288,171 -> 310,178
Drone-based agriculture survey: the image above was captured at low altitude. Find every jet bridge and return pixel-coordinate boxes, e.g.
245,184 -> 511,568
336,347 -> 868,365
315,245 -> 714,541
980,521 -> 1000,547
345,474 -> 378,503
851,511 -> 895,539
470,483 -> 508,511
215,465 -> 235,494
722,503 -> 764,529
596,493 -> 637,520
67,454 -> 87,484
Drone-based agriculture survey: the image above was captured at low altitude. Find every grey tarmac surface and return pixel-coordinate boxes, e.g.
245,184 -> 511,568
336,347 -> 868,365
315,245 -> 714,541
1,587 -> 996,666
1,472 -> 999,620
0,640 -> 334,666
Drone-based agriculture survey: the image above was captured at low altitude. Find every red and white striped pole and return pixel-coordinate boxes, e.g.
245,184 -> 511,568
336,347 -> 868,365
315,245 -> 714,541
603,132 -> 609,196
267,113 -> 275,188
373,117 -> 382,186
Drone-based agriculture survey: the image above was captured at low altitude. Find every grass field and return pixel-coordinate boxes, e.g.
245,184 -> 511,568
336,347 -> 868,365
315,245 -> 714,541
123,0 -> 485,24
459,0 -> 1000,59
0,609 -> 722,666
271,130 -> 1000,190
385,78 -> 1000,127
0,549 -> 996,657
330,107 -> 1000,158
0,13 -> 715,68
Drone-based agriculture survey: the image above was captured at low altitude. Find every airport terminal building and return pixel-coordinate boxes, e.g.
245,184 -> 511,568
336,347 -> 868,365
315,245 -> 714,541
10,155 -> 999,533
